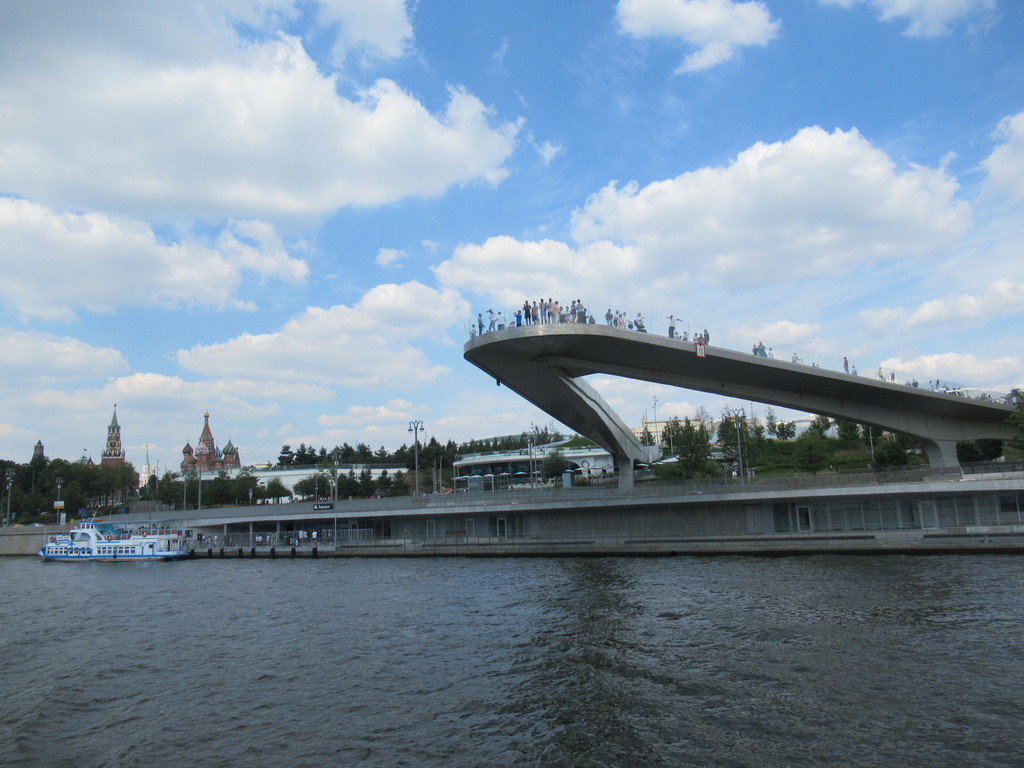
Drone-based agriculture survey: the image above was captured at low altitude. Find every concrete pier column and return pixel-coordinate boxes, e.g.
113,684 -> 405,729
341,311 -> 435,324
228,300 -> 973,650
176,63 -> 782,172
923,439 -> 961,469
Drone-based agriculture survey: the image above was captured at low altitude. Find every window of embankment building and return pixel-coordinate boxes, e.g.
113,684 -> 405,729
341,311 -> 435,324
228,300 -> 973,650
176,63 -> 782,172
937,497 -> 961,527
796,506 -> 813,531
772,502 -> 792,532
745,505 -> 767,533
879,500 -> 903,529
828,500 -> 862,531
999,495 -> 1022,523
975,496 -> 1000,525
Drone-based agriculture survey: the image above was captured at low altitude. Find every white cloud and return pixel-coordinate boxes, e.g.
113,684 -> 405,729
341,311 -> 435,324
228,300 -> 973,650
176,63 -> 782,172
861,279 -> 1024,332
0,1 -> 411,70
569,126 -> 971,286
0,199 -> 307,320
817,0 -> 996,37
0,328 -> 129,383
0,31 -> 520,221
878,352 -> 1021,390
177,281 -> 470,388
984,112 -> 1024,201
537,141 -> 564,165
376,247 -> 409,268
319,399 -> 417,429
316,0 -> 414,63
218,220 -> 311,283
434,236 -> 651,309
739,320 -> 820,345
617,0 -> 780,72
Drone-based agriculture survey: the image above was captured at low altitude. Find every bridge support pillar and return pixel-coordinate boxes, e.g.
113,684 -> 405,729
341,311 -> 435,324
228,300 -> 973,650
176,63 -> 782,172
617,465 -> 634,491
923,439 -> 960,469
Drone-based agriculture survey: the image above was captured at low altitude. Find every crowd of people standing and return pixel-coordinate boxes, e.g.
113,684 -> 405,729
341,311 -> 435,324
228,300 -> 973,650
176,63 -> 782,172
467,302 -> 999,403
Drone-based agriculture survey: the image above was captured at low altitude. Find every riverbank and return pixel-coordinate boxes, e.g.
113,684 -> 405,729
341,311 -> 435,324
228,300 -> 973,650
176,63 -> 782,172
6,525 -> 1024,558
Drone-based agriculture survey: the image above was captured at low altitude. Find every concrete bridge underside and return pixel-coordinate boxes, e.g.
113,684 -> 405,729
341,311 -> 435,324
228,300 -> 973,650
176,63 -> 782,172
464,325 -> 1014,488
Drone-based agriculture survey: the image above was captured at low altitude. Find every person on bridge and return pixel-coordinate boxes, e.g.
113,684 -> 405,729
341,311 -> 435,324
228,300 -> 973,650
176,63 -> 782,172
667,315 -> 678,338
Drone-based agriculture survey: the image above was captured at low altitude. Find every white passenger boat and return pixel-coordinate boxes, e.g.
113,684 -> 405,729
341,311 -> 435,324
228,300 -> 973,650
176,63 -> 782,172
38,520 -> 190,562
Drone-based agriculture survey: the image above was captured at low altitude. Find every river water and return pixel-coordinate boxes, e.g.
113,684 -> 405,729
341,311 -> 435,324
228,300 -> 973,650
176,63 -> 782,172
1,554 -> 1022,767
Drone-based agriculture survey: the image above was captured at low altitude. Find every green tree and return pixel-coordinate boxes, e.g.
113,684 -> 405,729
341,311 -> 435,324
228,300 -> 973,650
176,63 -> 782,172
277,445 -> 294,467
1008,388 -> 1024,450
639,425 -> 655,447
264,477 -> 292,503
956,439 -> 1004,463
156,471 -> 184,509
337,469 -> 359,499
660,417 -> 684,457
205,470 -> 234,506
836,420 -> 861,445
294,470 -> 333,500
539,449 -> 567,480
655,417 -> 718,481
807,414 -> 833,437
774,420 -> 796,441
234,467 -> 260,505
357,468 -> 375,496
293,443 -> 317,465
717,410 -> 749,470
794,429 -> 832,474
764,407 -> 779,441
874,433 -> 910,468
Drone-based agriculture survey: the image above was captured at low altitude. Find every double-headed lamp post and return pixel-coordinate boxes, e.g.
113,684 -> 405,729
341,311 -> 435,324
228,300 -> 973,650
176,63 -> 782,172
408,420 -> 424,496
724,408 -> 745,483
4,470 -> 13,527
55,476 -> 63,522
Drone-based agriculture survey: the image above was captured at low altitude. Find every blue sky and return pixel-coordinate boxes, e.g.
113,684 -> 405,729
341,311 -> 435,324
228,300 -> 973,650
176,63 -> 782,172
1,0 -> 1022,474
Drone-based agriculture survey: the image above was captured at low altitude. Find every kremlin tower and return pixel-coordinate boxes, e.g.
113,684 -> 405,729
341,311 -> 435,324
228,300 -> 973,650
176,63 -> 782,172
101,406 -> 125,465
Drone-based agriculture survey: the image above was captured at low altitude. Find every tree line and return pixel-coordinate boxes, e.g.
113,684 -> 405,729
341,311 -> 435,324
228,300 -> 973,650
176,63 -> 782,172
646,401 -> 1020,483
0,454 -> 137,524
274,427 -> 565,470
4,392 -> 1021,521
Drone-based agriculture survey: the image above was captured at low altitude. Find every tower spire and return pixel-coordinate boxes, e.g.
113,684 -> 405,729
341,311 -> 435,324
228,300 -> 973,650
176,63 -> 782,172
101,404 -> 125,464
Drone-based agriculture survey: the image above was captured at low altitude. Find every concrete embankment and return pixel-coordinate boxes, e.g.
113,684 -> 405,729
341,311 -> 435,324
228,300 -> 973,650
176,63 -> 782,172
0,526 -> 68,556
5,527 -> 1024,558
184,530 -> 1024,558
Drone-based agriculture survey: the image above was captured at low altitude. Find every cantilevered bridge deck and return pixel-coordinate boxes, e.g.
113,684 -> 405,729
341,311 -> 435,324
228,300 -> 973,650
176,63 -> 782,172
464,324 -> 1013,484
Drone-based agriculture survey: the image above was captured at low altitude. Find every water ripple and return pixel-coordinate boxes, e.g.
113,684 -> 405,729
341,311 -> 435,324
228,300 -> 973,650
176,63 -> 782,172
1,555 -> 1022,766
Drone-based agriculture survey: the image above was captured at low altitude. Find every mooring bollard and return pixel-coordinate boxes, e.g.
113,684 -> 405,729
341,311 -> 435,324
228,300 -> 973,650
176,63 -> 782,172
208,548 -> 213,558
312,546 -> 318,558
250,547 -> 256,558
290,546 -> 296,558
219,548 -> 225,558
238,547 -> 243,558
270,547 -> 275,558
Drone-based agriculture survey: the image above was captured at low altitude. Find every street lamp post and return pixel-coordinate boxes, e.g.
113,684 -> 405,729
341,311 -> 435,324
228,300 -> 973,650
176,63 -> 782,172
55,476 -> 63,523
527,428 -> 535,491
4,471 -> 13,527
408,420 -> 424,495
653,395 -> 658,451
725,408 -> 745,483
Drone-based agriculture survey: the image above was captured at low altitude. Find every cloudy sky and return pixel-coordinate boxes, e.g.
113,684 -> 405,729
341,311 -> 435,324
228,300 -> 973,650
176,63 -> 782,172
2,0 -> 1022,473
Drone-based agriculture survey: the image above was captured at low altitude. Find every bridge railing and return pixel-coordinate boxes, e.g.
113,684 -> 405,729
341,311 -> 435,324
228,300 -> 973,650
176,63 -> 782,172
464,306 -> 1013,405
